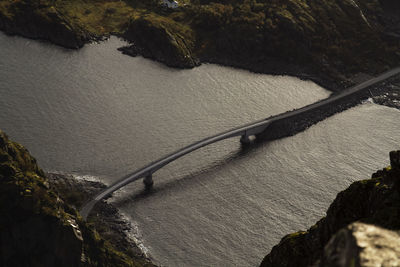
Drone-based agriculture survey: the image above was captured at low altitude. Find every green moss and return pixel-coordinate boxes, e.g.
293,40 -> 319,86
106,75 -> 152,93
285,231 -> 307,240
283,231 -> 307,247
0,130 -> 149,266
349,258 -> 356,267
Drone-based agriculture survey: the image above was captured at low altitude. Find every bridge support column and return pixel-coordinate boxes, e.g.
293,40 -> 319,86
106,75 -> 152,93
240,134 -> 252,145
143,174 -> 154,189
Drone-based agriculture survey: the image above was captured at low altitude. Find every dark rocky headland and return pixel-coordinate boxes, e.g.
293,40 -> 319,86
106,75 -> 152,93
0,130 -> 155,267
261,150 -> 400,267
1,0 -> 400,90
2,130 -> 400,266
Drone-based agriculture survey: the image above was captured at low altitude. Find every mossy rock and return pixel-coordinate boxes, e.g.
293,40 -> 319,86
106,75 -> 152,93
2,0 -> 399,87
261,151 -> 400,267
0,130 -> 150,267
123,14 -> 199,68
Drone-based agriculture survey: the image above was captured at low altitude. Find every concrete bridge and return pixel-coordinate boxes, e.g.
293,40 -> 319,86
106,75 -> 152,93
80,67 -> 400,220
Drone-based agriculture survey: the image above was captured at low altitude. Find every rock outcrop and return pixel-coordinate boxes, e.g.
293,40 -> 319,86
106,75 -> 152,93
46,172 -> 150,263
0,130 -> 151,267
320,222 -> 400,267
1,0 -> 399,89
0,1 -> 88,48
260,150 -> 400,267
121,16 -> 199,68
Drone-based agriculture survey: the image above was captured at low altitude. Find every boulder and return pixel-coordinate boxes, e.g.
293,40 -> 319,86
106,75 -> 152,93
320,222 -> 400,267
123,16 -> 199,68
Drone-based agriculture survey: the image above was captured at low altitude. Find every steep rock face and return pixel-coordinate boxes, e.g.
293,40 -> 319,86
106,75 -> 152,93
0,130 -> 147,267
1,0 -> 399,89
380,0 -> 400,35
0,0 -> 88,48
122,16 -> 199,68
320,222 -> 400,267
118,0 -> 400,88
0,130 -> 83,266
260,150 -> 400,267
46,173 -> 152,264
187,0 -> 400,87
185,0 -> 399,86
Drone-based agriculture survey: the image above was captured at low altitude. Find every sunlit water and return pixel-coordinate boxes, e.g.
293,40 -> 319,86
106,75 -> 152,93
1,33 -> 399,266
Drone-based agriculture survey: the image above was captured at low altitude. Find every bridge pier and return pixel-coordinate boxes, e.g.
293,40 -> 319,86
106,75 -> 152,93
240,134 -> 254,145
143,174 -> 154,189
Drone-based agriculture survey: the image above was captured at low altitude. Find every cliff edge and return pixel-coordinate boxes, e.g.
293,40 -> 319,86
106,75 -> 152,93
0,130 -> 152,267
260,150 -> 400,267
1,0 -> 399,90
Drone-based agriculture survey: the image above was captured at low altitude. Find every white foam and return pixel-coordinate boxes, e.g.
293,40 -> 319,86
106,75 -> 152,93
362,97 -> 375,104
66,174 -> 152,259
72,174 -> 106,184
118,211 -> 152,259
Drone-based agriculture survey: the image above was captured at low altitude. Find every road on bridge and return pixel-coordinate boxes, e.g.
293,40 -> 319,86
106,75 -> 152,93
80,67 -> 400,219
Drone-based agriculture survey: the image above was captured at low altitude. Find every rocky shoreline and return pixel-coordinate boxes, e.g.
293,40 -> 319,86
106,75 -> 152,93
2,130 -> 400,266
260,150 -> 400,267
1,1 -> 400,266
45,172 -> 155,266
254,73 -> 400,144
43,74 -> 399,267
0,130 -> 155,266
372,79 -> 400,110
1,0 -> 400,92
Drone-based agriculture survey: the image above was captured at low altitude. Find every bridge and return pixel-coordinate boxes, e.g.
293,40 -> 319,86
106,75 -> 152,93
80,67 -> 400,220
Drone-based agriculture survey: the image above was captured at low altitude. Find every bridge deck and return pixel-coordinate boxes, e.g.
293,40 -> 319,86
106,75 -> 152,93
80,67 -> 400,220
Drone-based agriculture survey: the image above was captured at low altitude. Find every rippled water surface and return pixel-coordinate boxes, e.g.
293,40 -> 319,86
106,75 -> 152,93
1,33 -> 399,266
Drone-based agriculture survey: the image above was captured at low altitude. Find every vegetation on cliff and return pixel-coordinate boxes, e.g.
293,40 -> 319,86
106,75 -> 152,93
1,0 -> 399,89
0,130 -> 152,266
260,150 -> 400,267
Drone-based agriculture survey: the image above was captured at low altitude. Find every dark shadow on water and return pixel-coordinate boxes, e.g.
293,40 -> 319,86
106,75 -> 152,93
112,139 -> 272,209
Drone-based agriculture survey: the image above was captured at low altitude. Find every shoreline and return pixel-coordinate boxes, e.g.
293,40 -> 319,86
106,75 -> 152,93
261,151 -> 400,266
46,172 -> 156,266
0,28 -> 343,91
2,26 -> 398,95
1,0 -> 399,94
256,73 -> 400,142
1,27 -> 396,94
43,74 -> 399,266
1,1 -> 399,264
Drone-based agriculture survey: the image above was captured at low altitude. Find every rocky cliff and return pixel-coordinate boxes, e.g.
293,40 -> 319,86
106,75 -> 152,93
1,0 -> 399,90
260,150 -> 400,267
0,0 -> 89,48
120,15 -> 199,68
319,222 -> 400,266
0,130 -> 152,267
